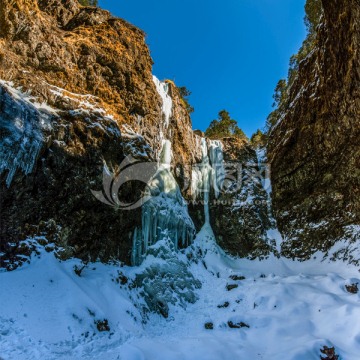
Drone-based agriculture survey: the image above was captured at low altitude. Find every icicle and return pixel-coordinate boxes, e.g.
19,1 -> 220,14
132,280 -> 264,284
131,227 -> 143,266
160,139 -> 172,168
201,138 -> 211,225
191,167 -> 202,200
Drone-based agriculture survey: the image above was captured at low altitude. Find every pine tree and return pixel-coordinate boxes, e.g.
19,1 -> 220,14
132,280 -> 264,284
205,110 -> 246,140
250,129 -> 267,148
177,86 -> 194,114
266,79 -> 288,130
305,0 -> 323,33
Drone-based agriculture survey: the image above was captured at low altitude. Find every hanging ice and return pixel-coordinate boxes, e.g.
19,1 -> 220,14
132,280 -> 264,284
132,140 -> 195,265
0,81 -> 53,187
201,138 -> 211,225
160,139 -> 172,169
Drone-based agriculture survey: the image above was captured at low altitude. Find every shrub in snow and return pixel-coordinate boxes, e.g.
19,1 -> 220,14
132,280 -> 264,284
226,284 -> 238,291
229,275 -> 246,281
73,264 -> 86,277
320,346 -> 339,360
345,283 -> 358,294
227,320 -> 250,329
0,238 -> 44,271
95,319 -> 110,332
217,301 -> 230,308
116,271 -> 128,285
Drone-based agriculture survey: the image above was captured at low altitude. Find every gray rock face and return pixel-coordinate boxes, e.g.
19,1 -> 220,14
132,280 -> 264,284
209,138 -> 274,259
268,0 -> 360,261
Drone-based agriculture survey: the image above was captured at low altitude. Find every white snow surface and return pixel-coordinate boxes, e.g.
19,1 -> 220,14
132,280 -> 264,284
1,228 -> 360,360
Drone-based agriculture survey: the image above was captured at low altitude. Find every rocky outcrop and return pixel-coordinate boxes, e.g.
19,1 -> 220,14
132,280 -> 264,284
0,0 -> 202,268
268,0 -> 360,261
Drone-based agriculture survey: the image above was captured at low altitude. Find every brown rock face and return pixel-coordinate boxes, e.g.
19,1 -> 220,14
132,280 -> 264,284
0,0 -> 201,166
268,0 -> 360,261
0,0 -> 201,268
0,0 -> 158,126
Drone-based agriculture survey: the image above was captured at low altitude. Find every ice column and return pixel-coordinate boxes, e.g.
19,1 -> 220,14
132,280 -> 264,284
191,138 -> 225,227
209,140 -> 225,199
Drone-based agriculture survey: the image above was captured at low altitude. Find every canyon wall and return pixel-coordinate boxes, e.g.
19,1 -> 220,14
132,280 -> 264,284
268,0 -> 360,262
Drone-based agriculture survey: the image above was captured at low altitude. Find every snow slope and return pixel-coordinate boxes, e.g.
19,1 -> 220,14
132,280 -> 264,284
1,228 -> 360,360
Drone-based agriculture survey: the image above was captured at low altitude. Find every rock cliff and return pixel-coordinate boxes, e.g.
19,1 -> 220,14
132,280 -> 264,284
268,0 -> 360,262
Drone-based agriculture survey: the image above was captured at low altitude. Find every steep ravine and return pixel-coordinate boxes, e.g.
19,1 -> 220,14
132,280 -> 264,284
1,0 -> 357,273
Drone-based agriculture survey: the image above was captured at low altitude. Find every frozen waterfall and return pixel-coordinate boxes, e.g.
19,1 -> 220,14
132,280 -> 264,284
131,79 -> 195,266
201,138 -> 211,225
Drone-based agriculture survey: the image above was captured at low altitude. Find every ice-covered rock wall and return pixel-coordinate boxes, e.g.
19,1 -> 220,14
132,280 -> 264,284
0,0 -> 202,267
0,81 -> 53,187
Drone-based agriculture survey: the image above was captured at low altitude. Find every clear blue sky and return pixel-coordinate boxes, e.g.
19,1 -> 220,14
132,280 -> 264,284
99,0 -> 307,137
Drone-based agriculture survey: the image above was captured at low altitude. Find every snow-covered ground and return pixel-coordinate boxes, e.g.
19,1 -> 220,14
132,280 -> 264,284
1,226 -> 360,360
